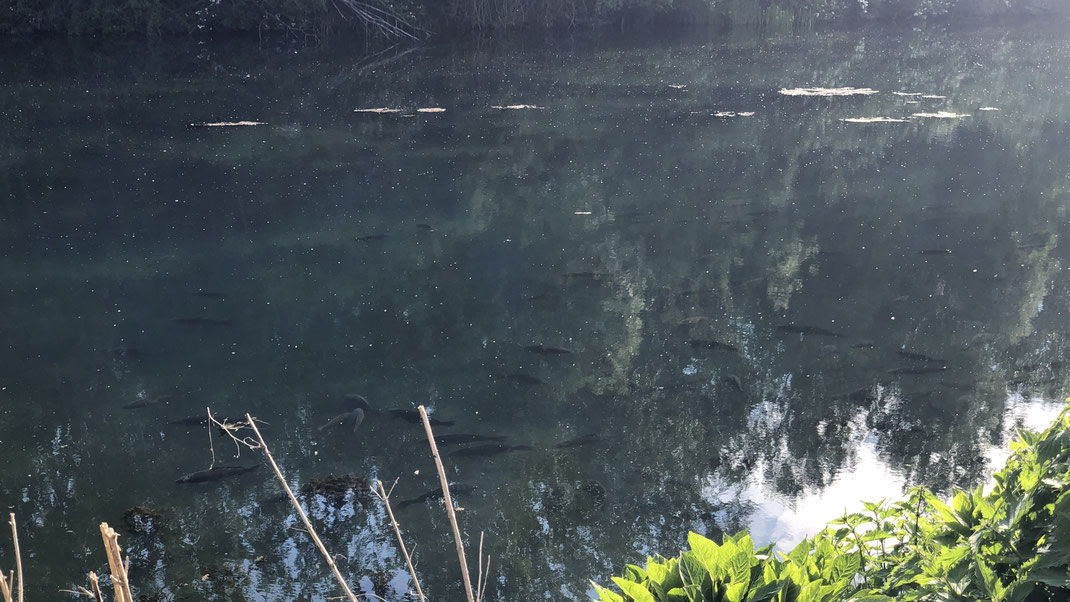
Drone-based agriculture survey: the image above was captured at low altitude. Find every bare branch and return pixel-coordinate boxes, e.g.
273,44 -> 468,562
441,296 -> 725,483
372,479 -> 426,602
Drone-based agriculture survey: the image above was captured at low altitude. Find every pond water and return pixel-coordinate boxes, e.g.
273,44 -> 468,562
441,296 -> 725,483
2,22 -> 1070,601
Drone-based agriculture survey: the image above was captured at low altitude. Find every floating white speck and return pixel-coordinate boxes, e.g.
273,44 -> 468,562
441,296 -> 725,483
778,87 -> 878,97
921,95 -> 946,99
189,121 -> 265,127
841,117 -> 908,123
912,111 -> 969,119
893,92 -> 923,97
979,107 -> 1000,112
417,107 -> 446,113
491,104 -> 543,110
354,107 -> 401,113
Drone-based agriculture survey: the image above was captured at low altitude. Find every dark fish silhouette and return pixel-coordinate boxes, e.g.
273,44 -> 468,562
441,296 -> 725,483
450,444 -> 533,458
686,340 -> 739,352
172,317 -> 233,326
356,234 -> 388,241
319,408 -> 365,432
776,325 -> 843,337
176,465 -> 259,484
896,351 -> 946,364
341,394 -> 374,412
554,433 -> 601,449
397,484 -> 476,510
416,224 -> 434,231
722,374 -> 744,392
435,434 -> 507,446
888,365 -> 948,375
123,395 -> 173,409
386,409 -> 455,427
506,374 -> 546,385
524,344 -> 573,355
169,415 -> 211,426
919,249 -> 952,255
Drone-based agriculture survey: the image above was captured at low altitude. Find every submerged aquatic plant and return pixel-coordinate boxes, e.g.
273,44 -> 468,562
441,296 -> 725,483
595,404 -> 1070,601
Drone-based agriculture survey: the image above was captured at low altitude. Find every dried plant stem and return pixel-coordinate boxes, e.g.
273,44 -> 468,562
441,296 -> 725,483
418,405 -> 476,602
3,514 -> 23,602
0,572 -> 11,602
88,572 -> 104,602
244,413 -> 358,602
99,523 -> 134,602
476,531 -> 490,602
373,479 -> 426,602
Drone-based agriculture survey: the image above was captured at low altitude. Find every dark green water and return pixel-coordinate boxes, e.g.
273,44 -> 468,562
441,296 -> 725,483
2,23 -> 1070,601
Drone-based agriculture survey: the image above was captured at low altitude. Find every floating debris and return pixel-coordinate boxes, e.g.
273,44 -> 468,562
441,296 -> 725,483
668,84 -> 688,89
841,117 -> 908,123
574,211 -> 593,215
123,506 -> 167,536
189,121 -> 265,127
416,107 -> 446,113
979,107 -> 1000,112
912,112 -> 969,119
778,87 -> 878,97
713,111 -> 755,118
491,104 -> 543,110
354,107 -> 401,114
905,101 -> 921,105
299,474 -> 371,503
921,95 -> 946,99
893,92 -> 923,97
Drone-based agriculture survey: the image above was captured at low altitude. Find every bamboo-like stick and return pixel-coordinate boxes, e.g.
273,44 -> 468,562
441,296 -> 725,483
0,569 -> 11,602
88,571 -> 103,602
374,479 -> 426,602
418,405 -> 476,602
8,514 -> 22,602
99,523 -> 134,602
244,413 -> 358,602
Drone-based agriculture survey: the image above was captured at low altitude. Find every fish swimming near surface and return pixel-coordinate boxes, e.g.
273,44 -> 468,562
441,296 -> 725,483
434,434 -> 507,446
776,325 -> 843,337
524,344 -> 573,355
722,374 -> 744,392
554,433 -> 601,449
319,408 -> 365,433
888,365 -> 948,375
386,408 -> 455,427
416,224 -> 434,231
175,465 -> 259,484
397,484 -> 476,510
123,395 -> 173,409
686,340 -> 739,352
450,444 -> 534,458
896,350 -> 946,364
342,394 -> 374,412
172,317 -> 233,326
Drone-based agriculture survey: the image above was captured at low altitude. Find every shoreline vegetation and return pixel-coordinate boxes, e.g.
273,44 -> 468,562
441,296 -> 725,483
1,0 -> 1068,37
595,403 -> 1070,602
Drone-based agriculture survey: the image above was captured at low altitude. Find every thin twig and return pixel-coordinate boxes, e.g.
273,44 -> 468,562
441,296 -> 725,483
476,532 -> 484,602
0,569 -> 11,602
244,413 -> 358,602
418,405 -> 476,602
89,573 -> 105,602
372,479 -> 426,602
8,514 -> 22,602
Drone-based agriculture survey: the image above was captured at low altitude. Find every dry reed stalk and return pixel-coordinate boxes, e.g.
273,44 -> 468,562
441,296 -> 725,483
475,531 -> 490,602
373,479 -> 426,602
418,405 -> 476,602
244,413 -> 359,602
1,514 -> 23,602
88,572 -> 104,602
99,523 -> 134,602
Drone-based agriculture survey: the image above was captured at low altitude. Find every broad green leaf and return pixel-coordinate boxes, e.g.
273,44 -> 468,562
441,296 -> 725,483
687,532 -> 726,582
744,578 -> 784,602
592,582 -> 625,602
613,577 -> 657,602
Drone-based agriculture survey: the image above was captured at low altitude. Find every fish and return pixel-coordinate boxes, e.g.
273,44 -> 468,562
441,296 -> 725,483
123,395 -> 173,409
172,317 -> 233,326
506,373 -> 546,385
175,465 -> 259,484
776,325 -> 843,337
896,351 -> 946,364
342,394 -> 374,411
434,434 -> 507,446
919,249 -> 952,255
386,408 -> 455,427
722,374 -> 744,392
554,433 -> 601,449
319,408 -> 365,433
397,484 -> 476,510
450,444 -> 533,458
356,234 -> 388,241
888,365 -> 948,375
524,344 -> 573,354
686,340 -> 739,352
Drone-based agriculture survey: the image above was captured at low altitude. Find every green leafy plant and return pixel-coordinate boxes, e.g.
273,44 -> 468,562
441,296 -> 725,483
595,405 -> 1070,602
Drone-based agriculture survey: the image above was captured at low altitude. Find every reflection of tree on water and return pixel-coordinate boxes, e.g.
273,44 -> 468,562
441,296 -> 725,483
1,25 -> 1070,601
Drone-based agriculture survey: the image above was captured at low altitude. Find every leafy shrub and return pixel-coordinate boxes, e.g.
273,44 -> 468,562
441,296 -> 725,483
595,405 -> 1070,601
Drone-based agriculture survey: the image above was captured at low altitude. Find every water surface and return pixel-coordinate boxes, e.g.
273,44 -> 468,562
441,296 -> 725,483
2,23 -> 1070,600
